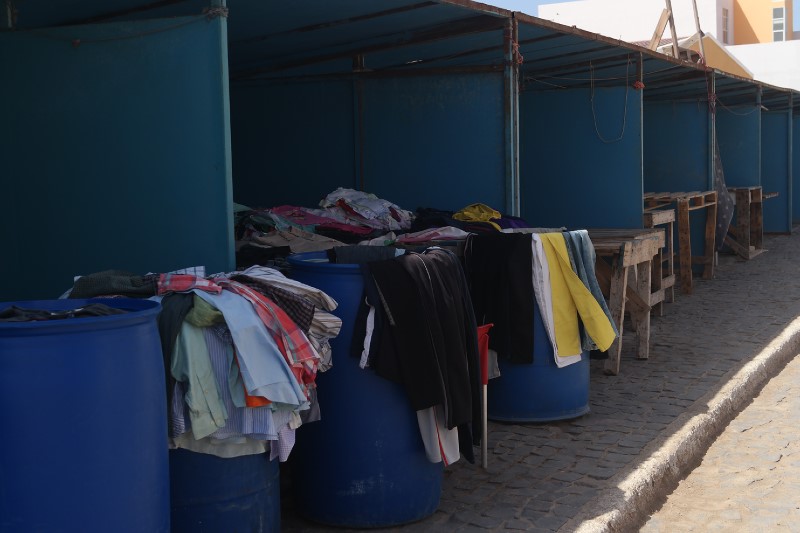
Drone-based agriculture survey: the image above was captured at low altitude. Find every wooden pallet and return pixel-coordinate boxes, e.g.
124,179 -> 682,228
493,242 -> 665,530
723,187 -> 779,260
643,208 -> 675,316
644,190 -> 717,211
642,191 -> 717,295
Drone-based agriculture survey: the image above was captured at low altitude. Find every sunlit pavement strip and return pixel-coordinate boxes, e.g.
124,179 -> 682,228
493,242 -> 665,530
564,317 -> 800,533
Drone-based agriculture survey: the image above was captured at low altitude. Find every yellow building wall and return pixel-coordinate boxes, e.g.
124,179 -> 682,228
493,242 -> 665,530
689,37 -> 753,78
735,0 -> 793,44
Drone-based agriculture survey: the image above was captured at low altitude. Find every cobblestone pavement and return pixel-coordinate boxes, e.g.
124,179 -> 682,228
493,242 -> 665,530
281,231 -> 800,533
641,353 -> 800,532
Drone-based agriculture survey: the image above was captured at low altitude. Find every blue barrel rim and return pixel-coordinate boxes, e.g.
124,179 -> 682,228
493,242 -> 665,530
0,296 -> 169,532
287,251 -> 362,272
0,297 -> 161,334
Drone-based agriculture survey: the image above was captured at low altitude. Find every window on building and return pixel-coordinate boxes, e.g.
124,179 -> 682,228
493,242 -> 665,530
722,8 -> 729,44
773,7 -> 785,41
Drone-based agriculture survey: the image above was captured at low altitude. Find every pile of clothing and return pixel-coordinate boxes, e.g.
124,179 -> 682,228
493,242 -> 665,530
337,247 -> 482,466
235,192 -> 532,267
464,230 -> 618,369
66,265 -> 341,461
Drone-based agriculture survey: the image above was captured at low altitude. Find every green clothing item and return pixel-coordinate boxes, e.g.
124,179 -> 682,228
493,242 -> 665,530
185,295 -> 246,408
171,321 -> 228,439
185,295 -> 225,327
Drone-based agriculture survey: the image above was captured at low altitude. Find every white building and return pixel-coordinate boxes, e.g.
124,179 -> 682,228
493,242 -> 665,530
537,0 -> 799,91
728,40 -> 800,90
537,0 -> 733,44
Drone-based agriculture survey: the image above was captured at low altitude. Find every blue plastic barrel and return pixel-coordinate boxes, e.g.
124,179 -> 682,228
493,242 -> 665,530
287,252 -> 442,528
169,450 -> 280,532
0,298 -> 169,533
487,298 -> 590,422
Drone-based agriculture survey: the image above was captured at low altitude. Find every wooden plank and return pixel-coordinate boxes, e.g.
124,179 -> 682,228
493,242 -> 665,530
595,259 -> 612,295
633,260 -> 652,360
648,8 -> 671,50
651,229 -> 665,317
702,193 -> 717,280
677,198 -> 692,294
627,238 -> 662,265
752,191 -> 764,250
643,209 -> 675,226
735,188 -> 751,255
723,234 -> 750,258
603,248 -> 630,376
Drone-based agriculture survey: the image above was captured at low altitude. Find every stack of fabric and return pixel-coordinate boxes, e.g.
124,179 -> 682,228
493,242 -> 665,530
234,192 -> 532,266
67,265 -> 341,461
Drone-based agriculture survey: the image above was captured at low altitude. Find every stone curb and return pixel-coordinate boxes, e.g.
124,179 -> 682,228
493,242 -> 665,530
559,316 -> 800,533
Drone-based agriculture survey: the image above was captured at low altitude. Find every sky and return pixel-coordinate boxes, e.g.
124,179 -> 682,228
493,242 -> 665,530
484,0 -> 800,31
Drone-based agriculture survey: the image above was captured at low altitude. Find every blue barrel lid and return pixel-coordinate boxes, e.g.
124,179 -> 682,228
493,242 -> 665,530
287,251 -> 362,273
0,298 -> 161,337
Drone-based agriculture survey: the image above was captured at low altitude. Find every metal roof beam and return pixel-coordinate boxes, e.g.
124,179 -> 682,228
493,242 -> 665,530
522,51 -> 633,77
232,14 -> 506,79
521,44 -> 619,68
231,2 -> 439,47
57,0 -> 188,26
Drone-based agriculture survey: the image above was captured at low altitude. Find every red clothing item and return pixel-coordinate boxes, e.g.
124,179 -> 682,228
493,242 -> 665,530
220,281 -> 319,399
158,274 -> 222,295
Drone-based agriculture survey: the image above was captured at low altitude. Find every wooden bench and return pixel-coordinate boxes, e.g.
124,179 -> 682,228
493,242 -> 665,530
587,228 -> 664,376
644,191 -> 717,295
724,186 -> 779,260
642,208 -> 675,316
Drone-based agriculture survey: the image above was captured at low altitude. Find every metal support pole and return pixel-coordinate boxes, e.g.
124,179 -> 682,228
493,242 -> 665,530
708,71 -> 716,191
503,16 -> 520,216
353,55 -> 366,191
757,87 -> 763,187
481,384 -> 488,469
787,93 -> 793,233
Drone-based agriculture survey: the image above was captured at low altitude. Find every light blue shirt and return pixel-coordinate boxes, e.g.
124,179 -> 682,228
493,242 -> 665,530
194,289 -> 308,409
562,229 -> 619,350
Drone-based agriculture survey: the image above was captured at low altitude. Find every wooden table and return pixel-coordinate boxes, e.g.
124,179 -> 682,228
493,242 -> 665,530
724,186 -> 778,260
644,191 -> 717,295
643,208 -> 675,316
587,228 -> 664,376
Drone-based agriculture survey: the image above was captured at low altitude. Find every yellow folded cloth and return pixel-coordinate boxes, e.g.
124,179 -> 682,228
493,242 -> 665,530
540,233 -> 617,357
452,203 -> 502,231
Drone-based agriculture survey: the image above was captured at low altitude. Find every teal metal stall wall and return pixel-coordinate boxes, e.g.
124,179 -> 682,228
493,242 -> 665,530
644,101 -> 711,263
230,81 -> 356,208
519,87 -> 643,228
761,112 -> 792,233
361,74 -> 506,212
795,116 -> 800,223
0,17 -> 234,301
792,115 -> 800,223
229,73 -> 506,213
643,101 -> 711,192
717,107 -> 761,187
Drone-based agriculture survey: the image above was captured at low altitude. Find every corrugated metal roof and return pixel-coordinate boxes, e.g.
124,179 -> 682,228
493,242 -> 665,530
5,0 -> 798,111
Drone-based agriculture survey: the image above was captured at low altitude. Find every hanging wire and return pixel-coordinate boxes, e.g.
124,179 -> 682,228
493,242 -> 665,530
590,55 -> 630,144
701,59 -> 717,116
526,63 -> 683,83
525,78 -> 568,89
715,97 -> 761,116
